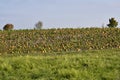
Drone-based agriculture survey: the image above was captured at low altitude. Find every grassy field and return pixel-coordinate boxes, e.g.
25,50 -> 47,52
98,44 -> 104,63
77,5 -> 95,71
0,49 -> 120,80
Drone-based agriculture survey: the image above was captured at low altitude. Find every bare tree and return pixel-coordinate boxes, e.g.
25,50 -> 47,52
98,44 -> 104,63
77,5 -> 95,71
35,21 -> 43,30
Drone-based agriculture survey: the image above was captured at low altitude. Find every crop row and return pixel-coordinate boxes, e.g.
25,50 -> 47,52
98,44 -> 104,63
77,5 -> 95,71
0,28 -> 120,54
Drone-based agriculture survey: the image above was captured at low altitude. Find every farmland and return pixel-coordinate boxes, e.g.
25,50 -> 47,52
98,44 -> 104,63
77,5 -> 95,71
0,28 -> 120,80
1,28 -> 120,55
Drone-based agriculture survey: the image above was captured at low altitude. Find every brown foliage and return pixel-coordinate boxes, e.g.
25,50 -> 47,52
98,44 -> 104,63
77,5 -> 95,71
3,24 -> 14,30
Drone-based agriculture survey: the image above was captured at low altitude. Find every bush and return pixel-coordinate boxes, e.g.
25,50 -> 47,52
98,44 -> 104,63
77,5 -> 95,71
3,24 -> 14,30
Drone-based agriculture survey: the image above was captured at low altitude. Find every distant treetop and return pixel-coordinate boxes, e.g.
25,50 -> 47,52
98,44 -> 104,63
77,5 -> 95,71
35,21 -> 43,30
3,24 -> 14,30
107,18 -> 118,28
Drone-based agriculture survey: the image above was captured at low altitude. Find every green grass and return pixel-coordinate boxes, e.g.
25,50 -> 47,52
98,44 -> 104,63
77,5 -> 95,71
0,49 -> 120,80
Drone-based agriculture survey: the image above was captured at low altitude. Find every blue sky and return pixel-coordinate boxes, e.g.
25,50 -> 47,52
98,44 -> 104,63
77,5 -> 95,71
0,0 -> 120,29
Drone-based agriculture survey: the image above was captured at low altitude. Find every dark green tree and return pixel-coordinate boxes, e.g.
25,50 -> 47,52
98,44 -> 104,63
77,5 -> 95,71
107,18 -> 118,28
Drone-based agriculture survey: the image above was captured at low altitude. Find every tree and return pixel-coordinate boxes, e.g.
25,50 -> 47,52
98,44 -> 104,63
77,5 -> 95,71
3,24 -> 14,30
107,18 -> 118,28
35,21 -> 43,30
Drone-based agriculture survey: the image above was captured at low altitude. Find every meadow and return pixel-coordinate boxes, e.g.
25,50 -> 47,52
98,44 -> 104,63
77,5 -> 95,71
0,28 -> 120,80
0,49 -> 120,80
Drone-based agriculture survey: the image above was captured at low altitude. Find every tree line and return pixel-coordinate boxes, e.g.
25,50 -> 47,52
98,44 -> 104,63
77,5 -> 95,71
2,17 -> 118,30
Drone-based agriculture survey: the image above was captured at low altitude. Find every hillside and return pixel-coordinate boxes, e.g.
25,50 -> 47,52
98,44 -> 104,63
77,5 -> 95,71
0,28 -> 120,55
0,28 -> 120,80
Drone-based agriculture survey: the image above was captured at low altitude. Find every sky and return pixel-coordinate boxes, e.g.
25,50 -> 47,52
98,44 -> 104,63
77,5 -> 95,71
0,0 -> 120,29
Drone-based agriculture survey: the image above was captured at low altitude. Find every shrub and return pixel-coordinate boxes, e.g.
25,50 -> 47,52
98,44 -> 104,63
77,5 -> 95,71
3,24 -> 14,30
